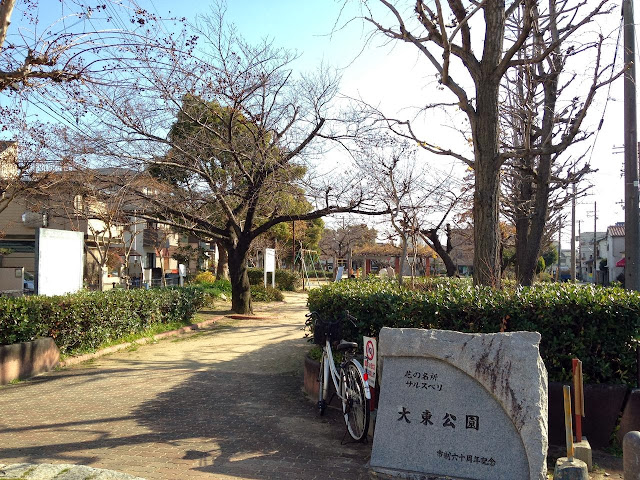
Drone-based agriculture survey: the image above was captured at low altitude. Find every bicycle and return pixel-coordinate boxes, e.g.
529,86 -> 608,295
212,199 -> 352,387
307,311 -> 371,442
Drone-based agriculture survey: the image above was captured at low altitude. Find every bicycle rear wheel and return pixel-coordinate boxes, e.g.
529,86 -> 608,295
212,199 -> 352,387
318,352 -> 327,415
342,361 -> 370,441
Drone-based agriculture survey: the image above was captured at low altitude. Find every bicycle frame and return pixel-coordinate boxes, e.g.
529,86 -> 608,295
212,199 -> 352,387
320,339 -> 371,404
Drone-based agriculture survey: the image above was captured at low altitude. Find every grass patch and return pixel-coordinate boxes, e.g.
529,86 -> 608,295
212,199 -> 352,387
58,318 -> 195,360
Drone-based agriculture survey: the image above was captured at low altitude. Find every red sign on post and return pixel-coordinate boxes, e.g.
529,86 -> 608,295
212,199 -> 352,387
363,336 -> 377,387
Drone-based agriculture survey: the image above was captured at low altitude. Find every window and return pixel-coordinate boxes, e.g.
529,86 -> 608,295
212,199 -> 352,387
146,252 -> 156,269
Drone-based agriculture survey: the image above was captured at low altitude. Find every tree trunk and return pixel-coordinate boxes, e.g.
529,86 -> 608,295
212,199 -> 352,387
472,55 -> 502,287
228,242 -> 252,314
516,54 -> 560,286
514,166 -> 534,283
473,162 -> 501,287
398,236 -> 407,286
466,3 -> 505,288
216,241 -> 229,280
422,229 -> 457,277
0,0 -> 17,49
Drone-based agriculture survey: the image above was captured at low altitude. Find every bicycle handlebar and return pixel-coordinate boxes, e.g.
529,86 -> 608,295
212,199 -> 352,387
306,310 -> 358,327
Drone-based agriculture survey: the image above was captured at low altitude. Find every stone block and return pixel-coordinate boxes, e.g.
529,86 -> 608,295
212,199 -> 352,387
624,431 -> 640,480
0,463 -> 33,478
21,463 -> 76,479
369,328 -> 548,480
573,437 -> 592,471
553,457 -> 588,480
619,390 -> 640,446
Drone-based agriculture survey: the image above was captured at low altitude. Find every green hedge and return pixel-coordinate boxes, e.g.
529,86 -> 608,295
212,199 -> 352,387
251,284 -> 284,302
307,278 -> 640,385
191,279 -> 232,300
0,287 -> 206,355
247,268 -> 300,291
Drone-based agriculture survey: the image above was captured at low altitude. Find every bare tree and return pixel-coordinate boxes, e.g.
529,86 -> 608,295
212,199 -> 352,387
319,221 -> 378,273
499,2 -> 620,285
360,0 -> 620,287
0,1 -> 178,93
355,134 -> 471,281
65,10 -> 385,313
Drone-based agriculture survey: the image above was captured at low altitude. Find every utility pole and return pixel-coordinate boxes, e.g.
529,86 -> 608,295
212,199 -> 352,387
292,221 -> 296,272
624,0 -> 639,291
593,201 -> 597,284
578,220 -> 582,281
571,178 -> 576,281
557,218 -> 562,281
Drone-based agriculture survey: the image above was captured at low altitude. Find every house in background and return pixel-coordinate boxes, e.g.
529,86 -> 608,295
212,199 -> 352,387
0,141 -> 18,180
0,165 -> 217,290
575,231 -> 607,283
448,228 -> 474,276
606,222 -> 625,284
353,243 -> 433,277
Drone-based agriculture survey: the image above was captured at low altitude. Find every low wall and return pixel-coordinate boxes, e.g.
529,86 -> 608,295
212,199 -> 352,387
0,338 -> 60,385
0,266 -> 24,292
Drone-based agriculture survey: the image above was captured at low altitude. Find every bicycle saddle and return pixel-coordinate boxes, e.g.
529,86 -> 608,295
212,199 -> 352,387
336,340 -> 358,352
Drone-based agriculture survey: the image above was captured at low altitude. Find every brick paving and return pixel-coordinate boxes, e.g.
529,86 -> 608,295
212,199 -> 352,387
0,293 -> 371,479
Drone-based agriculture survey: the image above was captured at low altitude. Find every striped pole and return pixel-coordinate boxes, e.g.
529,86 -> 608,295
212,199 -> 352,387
572,358 -> 584,442
564,385 -> 575,460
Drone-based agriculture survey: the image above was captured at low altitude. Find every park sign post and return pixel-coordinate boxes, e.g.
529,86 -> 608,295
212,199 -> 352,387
264,248 -> 275,288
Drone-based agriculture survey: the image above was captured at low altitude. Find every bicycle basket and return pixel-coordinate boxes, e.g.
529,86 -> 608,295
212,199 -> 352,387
313,316 -> 342,345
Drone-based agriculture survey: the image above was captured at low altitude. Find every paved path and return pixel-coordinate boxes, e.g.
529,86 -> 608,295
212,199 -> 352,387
0,292 -> 371,479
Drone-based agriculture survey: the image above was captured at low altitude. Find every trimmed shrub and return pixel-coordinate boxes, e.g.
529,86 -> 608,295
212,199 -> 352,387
247,268 -> 300,291
0,287 -> 206,355
307,278 -> 640,385
251,284 -> 284,302
191,279 -> 232,301
193,271 -> 217,284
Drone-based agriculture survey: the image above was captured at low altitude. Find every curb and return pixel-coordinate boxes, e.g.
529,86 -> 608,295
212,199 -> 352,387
58,316 -> 224,368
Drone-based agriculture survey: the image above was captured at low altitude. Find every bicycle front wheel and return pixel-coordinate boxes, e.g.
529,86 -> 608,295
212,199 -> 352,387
342,361 -> 370,442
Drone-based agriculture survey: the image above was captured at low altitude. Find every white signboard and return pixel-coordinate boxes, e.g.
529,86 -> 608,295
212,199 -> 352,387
178,264 -> 186,287
363,336 -> 377,387
265,248 -> 276,272
264,248 -> 275,288
35,228 -> 84,296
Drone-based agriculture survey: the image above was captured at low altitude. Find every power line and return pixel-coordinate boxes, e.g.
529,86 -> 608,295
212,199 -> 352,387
586,14 -> 624,166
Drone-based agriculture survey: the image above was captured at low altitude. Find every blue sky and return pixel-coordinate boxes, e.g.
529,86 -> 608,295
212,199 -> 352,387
2,0 -> 631,238
147,0 -> 640,236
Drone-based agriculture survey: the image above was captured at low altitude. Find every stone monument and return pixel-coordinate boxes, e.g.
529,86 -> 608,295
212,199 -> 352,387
370,328 -> 548,480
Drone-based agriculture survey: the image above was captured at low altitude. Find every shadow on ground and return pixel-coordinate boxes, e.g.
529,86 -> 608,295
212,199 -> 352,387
130,335 -> 371,479
0,318 -> 371,479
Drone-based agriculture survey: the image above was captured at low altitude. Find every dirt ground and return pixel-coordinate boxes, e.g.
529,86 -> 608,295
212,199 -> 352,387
547,445 -> 623,479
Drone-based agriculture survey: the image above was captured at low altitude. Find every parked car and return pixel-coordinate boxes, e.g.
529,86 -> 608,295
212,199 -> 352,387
23,271 -> 34,294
